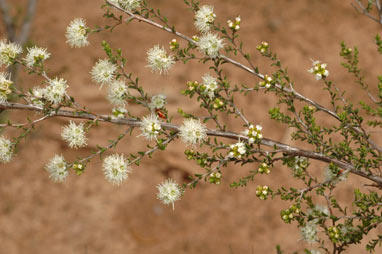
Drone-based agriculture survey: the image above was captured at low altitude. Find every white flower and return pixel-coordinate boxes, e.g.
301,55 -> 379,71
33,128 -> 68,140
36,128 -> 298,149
194,5 -> 216,33
146,45 -> 175,74
138,113 -> 162,141
31,86 -> 46,108
24,46 -> 50,68
324,166 -> 347,183
0,39 -> 22,67
44,77 -> 68,104
102,154 -> 131,185
228,141 -> 246,159
310,250 -> 321,254
243,124 -> 262,144
61,121 -> 87,148
197,33 -> 225,58
65,18 -> 90,48
179,118 -> 207,146
107,79 -> 128,106
309,205 -> 330,217
0,135 -> 13,163
308,60 -> 329,80
45,154 -> 68,182
114,0 -> 141,11
300,221 -> 319,244
0,72 -> 13,105
157,178 -> 182,210
91,59 -> 117,87
148,94 -> 167,109
112,107 -> 128,119
201,73 -> 218,98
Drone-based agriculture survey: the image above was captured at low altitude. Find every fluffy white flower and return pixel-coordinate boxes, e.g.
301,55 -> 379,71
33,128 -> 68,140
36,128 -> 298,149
91,59 -> 117,87
24,46 -> 50,68
61,121 -> 87,148
308,60 -> 329,80
179,118 -> 207,146
324,166 -> 347,183
102,154 -> 131,185
112,107 -> 128,119
0,72 -> 13,105
31,86 -> 46,108
45,154 -> 68,182
139,113 -> 162,141
0,39 -> 22,67
65,18 -> 90,48
107,79 -> 128,106
201,73 -> 218,98
44,77 -> 68,104
146,45 -> 175,74
157,178 -> 182,210
243,124 -> 262,144
114,0 -> 141,11
148,94 -> 166,109
194,5 -> 216,33
228,141 -> 246,159
197,32 -> 224,58
300,221 -> 319,244
0,135 -> 13,163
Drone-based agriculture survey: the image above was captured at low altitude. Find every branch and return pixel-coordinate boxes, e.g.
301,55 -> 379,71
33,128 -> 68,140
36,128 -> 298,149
0,0 -> 15,41
2,102 -> 382,187
16,0 -> 37,45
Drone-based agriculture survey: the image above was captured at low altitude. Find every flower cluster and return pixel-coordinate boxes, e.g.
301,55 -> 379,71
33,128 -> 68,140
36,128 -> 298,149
31,86 -> 45,108
44,77 -> 68,104
157,178 -> 182,209
259,75 -> 273,88
301,221 -> 319,244
227,16 -> 241,30
194,5 -> 216,33
0,39 -> 22,66
24,46 -> 50,68
243,124 -> 262,144
108,0 -> 141,11
45,154 -> 68,182
228,141 -> 246,159
146,45 -> 175,74
258,162 -> 270,174
328,226 -> 341,243
149,94 -> 167,109
139,114 -> 162,141
208,172 -> 222,185
324,165 -> 348,183
91,58 -> 118,87
0,72 -> 13,105
179,118 -> 207,146
280,204 -> 300,223
61,121 -> 87,148
107,79 -> 128,106
256,41 -> 269,55
256,185 -> 270,200
197,33 -> 225,58
102,154 -> 131,185
0,135 -> 13,163
65,18 -> 90,48
169,39 -> 179,51
200,73 -> 218,98
112,107 -> 128,119
308,60 -> 329,80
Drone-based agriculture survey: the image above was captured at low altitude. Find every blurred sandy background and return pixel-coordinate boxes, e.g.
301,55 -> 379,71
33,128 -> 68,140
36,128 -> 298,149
1,0 -> 382,253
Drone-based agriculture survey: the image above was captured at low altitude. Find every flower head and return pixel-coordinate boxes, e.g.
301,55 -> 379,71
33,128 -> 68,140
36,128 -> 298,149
148,94 -> 167,109
0,135 -> 13,163
139,113 -> 162,141
197,33 -> 224,58
228,141 -> 246,159
112,107 -> 128,119
157,178 -> 183,209
31,86 -> 46,108
61,121 -> 87,148
179,118 -> 207,146
243,124 -> 262,144
91,59 -> 117,87
201,73 -> 218,98
44,77 -> 68,104
300,221 -> 319,244
0,39 -> 22,67
146,45 -> 175,74
102,154 -> 131,185
65,18 -> 90,48
107,79 -> 128,106
24,46 -> 50,68
110,0 -> 141,11
308,60 -> 329,80
194,5 -> 216,33
0,72 -> 13,105
45,154 -> 68,182
227,16 -> 241,31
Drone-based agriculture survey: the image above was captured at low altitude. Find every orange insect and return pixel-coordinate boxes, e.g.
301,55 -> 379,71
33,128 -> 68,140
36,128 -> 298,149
155,108 -> 166,119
